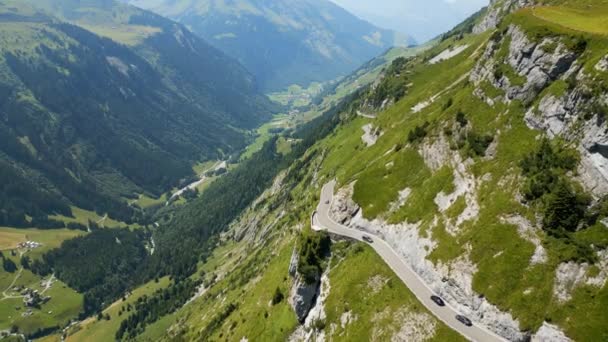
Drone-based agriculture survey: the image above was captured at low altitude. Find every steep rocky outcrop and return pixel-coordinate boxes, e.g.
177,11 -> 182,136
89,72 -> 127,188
527,90 -> 608,197
471,25 -> 578,104
532,322 -> 572,342
470,20 -> 608,200
289,276 -> 320,323
329,183 -> 360,226
596,55 -> 608,72
473,0 -> 534,34
553,249 -> 608,303
501,215 -> 547,265
361,124 -> 382,147
289,273 -> 320,323
289,272 -> 330,342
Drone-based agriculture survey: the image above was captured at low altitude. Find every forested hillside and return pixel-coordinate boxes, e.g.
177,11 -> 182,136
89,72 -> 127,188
124,0 -> 415,91
0,0 -> 275,226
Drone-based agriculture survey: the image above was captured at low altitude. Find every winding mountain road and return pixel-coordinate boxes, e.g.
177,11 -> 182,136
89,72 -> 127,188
312,180 -> 506,342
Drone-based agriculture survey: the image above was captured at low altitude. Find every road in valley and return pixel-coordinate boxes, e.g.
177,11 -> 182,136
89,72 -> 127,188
312,180 -> 506,342
169,161 -> 226,201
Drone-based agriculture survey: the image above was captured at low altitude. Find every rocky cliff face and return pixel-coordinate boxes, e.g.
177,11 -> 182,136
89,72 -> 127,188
287,245 -> 322,324
471,22 -> 608,198
473,0 -> 534,34
471,25 -> 578,104
289,275 -> 320,323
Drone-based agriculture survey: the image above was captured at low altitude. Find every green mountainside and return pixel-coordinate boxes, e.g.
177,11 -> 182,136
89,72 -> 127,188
88,0 -> 606,341
123,0 -> 416,91
3,0 -> 608,341
0,0 -> 275,226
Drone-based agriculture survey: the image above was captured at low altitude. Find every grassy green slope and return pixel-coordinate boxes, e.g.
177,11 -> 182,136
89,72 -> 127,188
241,44 -> 435,160
134,166 -> 466,342
314,2 -> 608,339
0,227 -> 85,336
141,2 -> 608,341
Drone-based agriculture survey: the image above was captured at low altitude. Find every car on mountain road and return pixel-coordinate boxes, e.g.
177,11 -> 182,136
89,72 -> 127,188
430,295 -> 445,307
456,315 -> 473,327
362,235 -> 373,243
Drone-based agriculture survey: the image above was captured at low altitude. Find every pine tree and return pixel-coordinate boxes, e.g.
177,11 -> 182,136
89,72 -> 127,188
2,257 -> 17,273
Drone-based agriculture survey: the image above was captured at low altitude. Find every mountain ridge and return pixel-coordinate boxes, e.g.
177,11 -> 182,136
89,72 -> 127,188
124,0 -> 416,91
0,0 -> 275,226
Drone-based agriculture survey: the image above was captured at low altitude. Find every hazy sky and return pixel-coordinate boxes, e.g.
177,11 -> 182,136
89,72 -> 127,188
329,0 -> 489,43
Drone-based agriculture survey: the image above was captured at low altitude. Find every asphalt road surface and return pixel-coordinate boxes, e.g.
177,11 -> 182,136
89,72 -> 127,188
313,180 -> 507,342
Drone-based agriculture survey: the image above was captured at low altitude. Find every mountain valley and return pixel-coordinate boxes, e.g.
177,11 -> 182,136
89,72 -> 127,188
1,0 -> 608,341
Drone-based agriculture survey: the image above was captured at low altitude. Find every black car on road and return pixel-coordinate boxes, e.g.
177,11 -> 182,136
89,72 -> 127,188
362,235 -> 373,243
430,295 -> 445,307
456,315 -> 473,327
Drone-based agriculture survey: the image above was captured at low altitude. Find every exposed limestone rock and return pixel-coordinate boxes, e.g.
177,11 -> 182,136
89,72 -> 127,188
289,275 -> 320,323
288,242 -> 321,324
436,252 -> 525,340
578,118 -> 608,196
532,322 -> 571,342
473,6 -> 501,34
473,0 -> 534,34
434,155 -> 480,235
389,188 -> 411,213
586,249 -> 608,287
289,247 -> 299,277
369,306 -> 436,341
473,0 -> 532,34
523,74 -> 608,197
329,182 -> 360,226
231,172 -> 288,242
307,272 -> 330,324
595,55 -> 608,72
500,215 -> 547,265
390,309 -> 437,342
423,136 -> 473,217
474,86 -> 503,106
340,310 -> 356,329
507,27 -> 575,85
289,272 -> 330,342
411,100 -> 430,113
419,135 -> 451,171
367,275 -> 389,295
371,307 -> 393,340
471,25 -> 577,104
524,95 -> 570,137
553,249 -> 608,303
361,124 -> 381,147
484,134 -> 500,160
578,146 -> 608,196
554,262 -> 588,303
